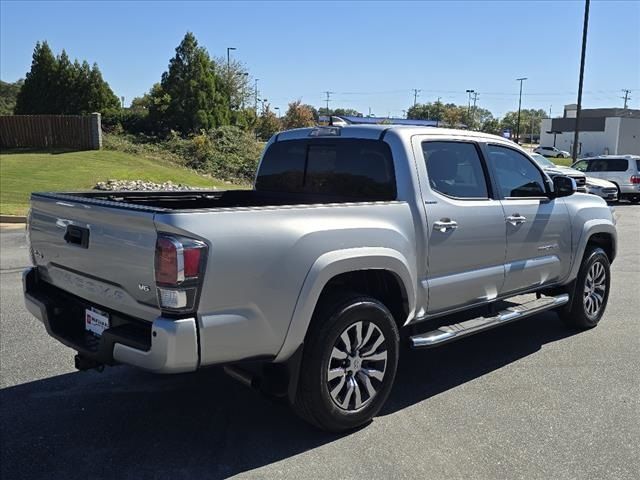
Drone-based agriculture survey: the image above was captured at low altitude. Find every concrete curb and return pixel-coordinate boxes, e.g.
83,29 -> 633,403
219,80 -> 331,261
0,215 -> 26,224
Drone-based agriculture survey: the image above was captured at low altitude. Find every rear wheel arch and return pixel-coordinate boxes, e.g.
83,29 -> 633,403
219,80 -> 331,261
309,269 -> 410,336
274,248 -> 416,363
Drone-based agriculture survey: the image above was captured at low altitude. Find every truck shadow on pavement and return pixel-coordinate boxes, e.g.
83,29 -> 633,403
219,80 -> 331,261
0,312 -> 576,480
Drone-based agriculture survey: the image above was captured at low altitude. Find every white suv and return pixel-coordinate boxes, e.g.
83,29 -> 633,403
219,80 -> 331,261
534,146 -> 571,158
572,155 -> 640,204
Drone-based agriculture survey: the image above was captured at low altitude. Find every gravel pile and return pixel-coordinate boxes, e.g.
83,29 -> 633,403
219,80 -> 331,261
93,180 -> 207,191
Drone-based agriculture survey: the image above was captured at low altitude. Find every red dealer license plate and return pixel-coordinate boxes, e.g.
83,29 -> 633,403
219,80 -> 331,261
85,307 -> 110,337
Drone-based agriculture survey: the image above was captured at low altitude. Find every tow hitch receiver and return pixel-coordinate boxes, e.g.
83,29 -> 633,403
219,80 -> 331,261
74,354 -> 105,372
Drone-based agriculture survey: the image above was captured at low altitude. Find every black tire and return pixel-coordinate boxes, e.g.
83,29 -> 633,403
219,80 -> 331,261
629,196 -> 640,204
293,292 -> 399,432
559,247 -> 611,329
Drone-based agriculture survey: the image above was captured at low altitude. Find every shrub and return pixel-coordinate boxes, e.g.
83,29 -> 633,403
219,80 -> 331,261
103,125 -> 262,183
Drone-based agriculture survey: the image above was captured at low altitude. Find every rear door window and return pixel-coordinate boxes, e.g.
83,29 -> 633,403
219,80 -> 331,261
422,141 -> 489,198
604,158 -> 629,172
256,139 -> 396,200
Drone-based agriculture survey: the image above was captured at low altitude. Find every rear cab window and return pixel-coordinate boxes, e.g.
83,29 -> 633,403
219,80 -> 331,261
256,139 -> 396,200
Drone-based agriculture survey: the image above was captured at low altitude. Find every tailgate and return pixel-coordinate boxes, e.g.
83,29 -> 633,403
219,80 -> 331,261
29,194 -> 161,321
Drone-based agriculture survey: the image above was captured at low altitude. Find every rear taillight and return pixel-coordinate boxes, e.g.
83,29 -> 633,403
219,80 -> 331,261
155,234 -> 207,314
630,175 -> 640,184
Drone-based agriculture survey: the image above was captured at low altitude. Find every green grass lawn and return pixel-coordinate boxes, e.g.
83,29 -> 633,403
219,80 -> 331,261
552,157 -> 573,167
0,149 -> 234,216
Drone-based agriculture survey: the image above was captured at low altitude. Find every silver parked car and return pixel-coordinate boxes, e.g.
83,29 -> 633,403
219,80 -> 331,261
534,145 -> 571,158
585,177 -> 619,202
572,155 -> 640,203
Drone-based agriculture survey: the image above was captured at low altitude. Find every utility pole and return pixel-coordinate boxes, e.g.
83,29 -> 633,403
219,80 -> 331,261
516,77 -> 528,144
471,91 -> 479,130
549,105 -> 552,118
621,89 -> 631,109
572,0 -> 590,162
412,89 -> 421,107
465,89 -> 475,128
436,96 -> 442,127
323,91 -> 334,115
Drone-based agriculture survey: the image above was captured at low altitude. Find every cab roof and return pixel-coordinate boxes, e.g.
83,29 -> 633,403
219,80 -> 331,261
275,124 -> 512,145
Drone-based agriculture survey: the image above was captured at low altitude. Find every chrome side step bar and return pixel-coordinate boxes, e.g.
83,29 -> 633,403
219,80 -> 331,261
410,294 -> 569,348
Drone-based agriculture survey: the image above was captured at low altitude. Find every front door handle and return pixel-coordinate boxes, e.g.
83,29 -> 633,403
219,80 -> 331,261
507,214 -> 527,226
433,219 -> 458,233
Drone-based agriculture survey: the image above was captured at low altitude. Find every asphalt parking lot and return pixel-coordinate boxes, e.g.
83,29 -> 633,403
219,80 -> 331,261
1,205 -> 639,480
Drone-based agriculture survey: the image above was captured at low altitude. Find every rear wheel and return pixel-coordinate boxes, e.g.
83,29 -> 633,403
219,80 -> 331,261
293,292 -> 399,432
560,247 -> 610,329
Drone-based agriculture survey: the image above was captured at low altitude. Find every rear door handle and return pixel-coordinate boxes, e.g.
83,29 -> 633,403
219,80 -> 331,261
433,219 -> 458,233
507,214 -> 527,226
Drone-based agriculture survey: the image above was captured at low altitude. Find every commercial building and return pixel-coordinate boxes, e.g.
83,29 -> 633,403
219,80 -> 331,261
539,105 -> 640,157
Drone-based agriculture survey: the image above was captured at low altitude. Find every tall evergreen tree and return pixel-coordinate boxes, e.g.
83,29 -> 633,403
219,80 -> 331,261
151,32 -> 228,134
14,41 -> 119,115
14,41 -> 57,114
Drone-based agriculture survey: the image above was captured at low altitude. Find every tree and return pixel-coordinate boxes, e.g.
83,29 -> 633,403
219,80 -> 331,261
213,55 -> 253,111
256,105 -> 281,140
0,79 -> 23,115
282,100 -> 315,129
14,41 -> 119,115
442,105 -> 463,128
301,103 -> 319,122
479,118 -> 502,135
407,103 -> 436,120
151,32 -> 227,134
14,41 -> 58,114
318,107 -> 363,117
501,108 -> 547,142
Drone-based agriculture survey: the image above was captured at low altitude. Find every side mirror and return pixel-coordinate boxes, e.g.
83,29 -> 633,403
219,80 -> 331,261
552,175 -> 577,198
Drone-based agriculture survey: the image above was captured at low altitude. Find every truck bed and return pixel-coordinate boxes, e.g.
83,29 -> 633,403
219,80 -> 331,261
33,189 -> 377,212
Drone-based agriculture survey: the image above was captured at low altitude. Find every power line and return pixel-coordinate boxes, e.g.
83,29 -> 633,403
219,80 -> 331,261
621,89 -> 632,109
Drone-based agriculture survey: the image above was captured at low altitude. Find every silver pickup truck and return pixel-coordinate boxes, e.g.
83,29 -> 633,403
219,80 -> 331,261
23,125 -> 617,432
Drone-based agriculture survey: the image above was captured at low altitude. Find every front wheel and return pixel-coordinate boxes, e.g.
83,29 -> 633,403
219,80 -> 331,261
560,247 -> 611,329
293,293 -> 399,432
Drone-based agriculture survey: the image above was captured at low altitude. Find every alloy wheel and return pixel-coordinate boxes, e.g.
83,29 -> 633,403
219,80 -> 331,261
583,261 -> 607,319
326,321 -> 388,411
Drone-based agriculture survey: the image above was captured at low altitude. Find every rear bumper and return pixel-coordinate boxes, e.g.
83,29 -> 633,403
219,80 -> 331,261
23,267 -> 198,373
619,184 -> 640,195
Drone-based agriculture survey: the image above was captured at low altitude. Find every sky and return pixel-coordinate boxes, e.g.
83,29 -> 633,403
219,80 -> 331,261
1,0 -> 639,118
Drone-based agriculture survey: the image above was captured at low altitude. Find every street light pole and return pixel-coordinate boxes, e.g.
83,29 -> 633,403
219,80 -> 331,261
226,47 -> 236,70
254,78 -> 259,115
572,0 -> 590,162
516,77 -> 527,144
